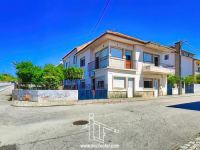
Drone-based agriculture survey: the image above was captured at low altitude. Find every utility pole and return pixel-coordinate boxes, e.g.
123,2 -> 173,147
174,41 -> 182,95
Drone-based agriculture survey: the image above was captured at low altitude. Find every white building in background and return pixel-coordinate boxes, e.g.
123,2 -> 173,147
194,59 -> 200,75
62,31 -> 195,98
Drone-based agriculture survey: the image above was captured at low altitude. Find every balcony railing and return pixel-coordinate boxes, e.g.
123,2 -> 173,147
88,56 -> 109,77
88,56 -> 138,75
143,62 -> 175,74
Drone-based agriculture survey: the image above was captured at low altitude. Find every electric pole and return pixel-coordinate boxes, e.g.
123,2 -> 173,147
174,41 -> 182,95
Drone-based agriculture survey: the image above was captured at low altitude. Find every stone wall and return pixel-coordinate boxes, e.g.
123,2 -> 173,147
12,89 -> 78,102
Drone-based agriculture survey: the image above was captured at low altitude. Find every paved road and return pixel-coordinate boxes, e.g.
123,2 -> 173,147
0,92 -> 200,150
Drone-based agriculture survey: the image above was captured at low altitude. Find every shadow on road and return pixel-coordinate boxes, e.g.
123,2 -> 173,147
167,101 -> 200,111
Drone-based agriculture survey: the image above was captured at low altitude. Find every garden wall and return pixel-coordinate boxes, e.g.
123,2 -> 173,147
12,89 -> 78,102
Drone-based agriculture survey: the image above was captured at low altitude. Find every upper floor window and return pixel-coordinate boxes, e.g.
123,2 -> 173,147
125,50 -> 132,60
164,54 -> 169,60
96,48 -> 108,58
143,52 -> 153,63
80,57 -> 85,67
111,48 -> 122,59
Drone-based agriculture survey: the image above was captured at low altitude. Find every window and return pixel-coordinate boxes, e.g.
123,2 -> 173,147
125,50 -> 132,60
111,48 -> 122,58
113,77 -> 125,89
97,81 -> 104,89
198,67 -> 200,72
164,54 -> 169,60
80,57 -> 85,67
143,52 -> 153,62
144,79 -> 153,88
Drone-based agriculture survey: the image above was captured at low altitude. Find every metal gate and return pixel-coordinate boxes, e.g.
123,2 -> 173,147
185,84 -> 194,93
167,84 -> 172,95
78,89 -> 108,100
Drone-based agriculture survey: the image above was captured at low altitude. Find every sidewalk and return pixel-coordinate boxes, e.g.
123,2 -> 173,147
12,93 -> 200,107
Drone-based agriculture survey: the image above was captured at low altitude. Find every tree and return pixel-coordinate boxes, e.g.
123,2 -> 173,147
0,74 -> 17,82
14,61 -> 65,90
64,67 -> 83,89
31,66 -> 44,88
167,74 -> 180,86
64,67 -> 83,80
43,64 -> 64,89
196,74 -> 200,84
184,75 -> 196,85
15,61 -> 34,87
43,76 -> 60,90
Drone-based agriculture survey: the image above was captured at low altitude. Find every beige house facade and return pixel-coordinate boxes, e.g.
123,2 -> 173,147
62,31 -> 194,98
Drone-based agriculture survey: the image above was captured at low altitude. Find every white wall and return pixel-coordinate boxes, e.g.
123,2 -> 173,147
181,56 -> 193,77
63,50 -> 77,68
76,49 -> 91,85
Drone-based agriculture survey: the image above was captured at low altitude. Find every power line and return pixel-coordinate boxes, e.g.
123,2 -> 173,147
182,41 -> 200,53
89,0 -> 111,36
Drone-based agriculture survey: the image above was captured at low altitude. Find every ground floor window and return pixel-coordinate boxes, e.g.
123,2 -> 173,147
113,77 -> 126,89
144,78 -> 153,88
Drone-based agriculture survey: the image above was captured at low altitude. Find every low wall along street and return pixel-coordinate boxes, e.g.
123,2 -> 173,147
12,89 -> 78,102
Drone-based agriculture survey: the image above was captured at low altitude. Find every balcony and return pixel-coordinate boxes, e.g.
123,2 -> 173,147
88,56 -> 109,77
143,63 -> 175,74
88,56 -> 137,77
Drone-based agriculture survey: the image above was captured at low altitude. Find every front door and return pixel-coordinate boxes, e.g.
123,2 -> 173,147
154,79 -> 159,97
128,78 -> 134,98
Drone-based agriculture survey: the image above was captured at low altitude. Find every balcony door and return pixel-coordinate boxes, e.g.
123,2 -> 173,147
154,56 -> 159,66
125,50 -> 132,69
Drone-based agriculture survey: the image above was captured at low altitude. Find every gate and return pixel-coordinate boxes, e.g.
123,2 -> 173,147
78,89 -> 108,100
167,84 -> 172,95
185,84 -> 194,93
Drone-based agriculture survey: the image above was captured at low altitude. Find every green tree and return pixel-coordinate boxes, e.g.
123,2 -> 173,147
64,67 -> 83,80
167,74 -> 180,86
184,75 -> 196,85
15,61 -> 34,87
31,66 -> 44,88
196,74 -> 200,84
43,76 -> 60,90
0,74 -> 17,82
43,64 -> 64,89
64,67 -> 83,89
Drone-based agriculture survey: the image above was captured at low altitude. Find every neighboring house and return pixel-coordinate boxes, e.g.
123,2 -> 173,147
62,31 -> 194,98
194,59 -> 200,75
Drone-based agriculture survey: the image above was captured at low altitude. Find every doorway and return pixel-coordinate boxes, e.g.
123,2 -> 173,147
154,79 -> 159,97
154,56 -> 159,66
125,50 -> 132,69
128,78 -> 134,98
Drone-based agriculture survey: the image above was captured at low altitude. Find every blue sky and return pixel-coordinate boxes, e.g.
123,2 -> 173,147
0,0 -> 200,75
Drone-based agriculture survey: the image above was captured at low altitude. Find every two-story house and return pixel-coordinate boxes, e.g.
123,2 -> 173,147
62,31 -> 179,98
